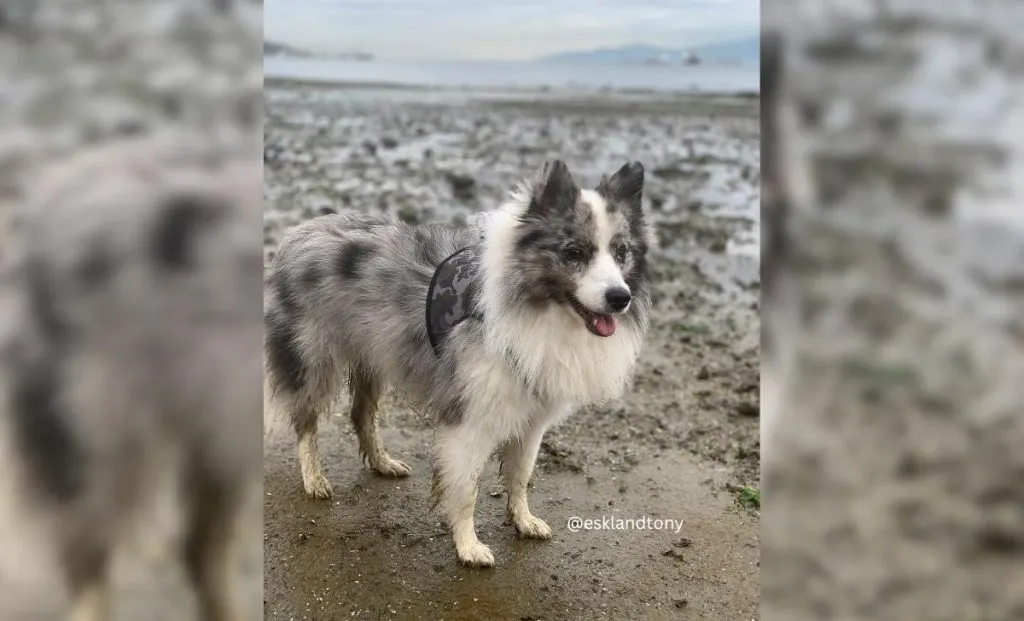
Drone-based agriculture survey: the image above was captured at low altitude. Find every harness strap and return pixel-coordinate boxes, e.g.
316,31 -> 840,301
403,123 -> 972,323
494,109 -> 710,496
426,247 -> 482,355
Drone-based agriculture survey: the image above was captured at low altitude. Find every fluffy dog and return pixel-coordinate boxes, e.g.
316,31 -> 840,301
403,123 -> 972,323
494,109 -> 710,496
264,160 -> 652,567
0,132 -> 262,621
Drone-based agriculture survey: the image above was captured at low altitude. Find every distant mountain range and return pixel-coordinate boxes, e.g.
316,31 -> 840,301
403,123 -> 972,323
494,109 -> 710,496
539,36 -> 759,65
264,41 -> 311,57
264,40 -> 373,61
264,36 -> 757,65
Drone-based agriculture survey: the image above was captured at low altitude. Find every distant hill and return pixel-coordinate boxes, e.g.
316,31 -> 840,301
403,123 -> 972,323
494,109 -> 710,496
539,36 -> 759,65
264,40 -> 373,61
263,41 -> 312,57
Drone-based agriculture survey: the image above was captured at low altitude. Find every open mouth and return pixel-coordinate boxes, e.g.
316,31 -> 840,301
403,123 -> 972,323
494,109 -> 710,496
568,296 -> 616,337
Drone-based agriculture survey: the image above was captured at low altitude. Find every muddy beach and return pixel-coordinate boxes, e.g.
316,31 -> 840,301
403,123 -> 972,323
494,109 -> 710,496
263,79 -> 761,620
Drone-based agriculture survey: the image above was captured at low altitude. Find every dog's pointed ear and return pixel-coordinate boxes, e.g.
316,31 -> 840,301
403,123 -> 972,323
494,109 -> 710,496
597,161 -> 644,213
528,160 -> 578,216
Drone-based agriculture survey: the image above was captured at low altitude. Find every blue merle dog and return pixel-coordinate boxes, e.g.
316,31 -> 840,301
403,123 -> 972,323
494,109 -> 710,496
0,132 -> 262,621
264,160 -> 652,567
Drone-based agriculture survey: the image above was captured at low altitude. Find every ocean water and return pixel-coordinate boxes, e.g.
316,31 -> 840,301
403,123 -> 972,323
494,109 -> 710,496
264,57 -> 759,94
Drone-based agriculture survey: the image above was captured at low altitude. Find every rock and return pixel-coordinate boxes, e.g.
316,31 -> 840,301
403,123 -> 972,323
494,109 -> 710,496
652,164 -> 698,180
380,136 -> 399,149
445,171 -> 476,199
396,204 -> 419,224
662,548 -> 686,561
736,402 -> 759,418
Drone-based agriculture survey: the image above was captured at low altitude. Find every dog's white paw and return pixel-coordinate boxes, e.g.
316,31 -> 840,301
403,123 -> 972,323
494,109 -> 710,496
303,473 -> 333,499
514,513 -> 553,540
68,584 -> 109,621
371,455 -> 412,478
456,540 -> 495,568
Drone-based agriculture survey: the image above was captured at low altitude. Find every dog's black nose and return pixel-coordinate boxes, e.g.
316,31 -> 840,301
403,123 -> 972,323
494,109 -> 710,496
605,287 -> 631,312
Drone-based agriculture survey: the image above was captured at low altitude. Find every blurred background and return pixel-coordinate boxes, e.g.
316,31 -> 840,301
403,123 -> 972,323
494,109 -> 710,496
761,1 -> 1024,620
0,1 -> 262,620
262,0 -> 761,619
264,0 -> 758,91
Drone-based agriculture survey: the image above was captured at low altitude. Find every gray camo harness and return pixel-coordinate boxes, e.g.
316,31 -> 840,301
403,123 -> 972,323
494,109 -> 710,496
426,248 -> 483,355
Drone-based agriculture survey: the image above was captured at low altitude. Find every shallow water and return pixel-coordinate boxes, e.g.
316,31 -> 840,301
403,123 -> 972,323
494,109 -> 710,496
264,57 -> 760,94
262,86 -> 761,261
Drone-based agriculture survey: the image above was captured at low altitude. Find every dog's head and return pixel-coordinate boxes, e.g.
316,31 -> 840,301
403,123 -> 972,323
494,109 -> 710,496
507,160 -> 650,337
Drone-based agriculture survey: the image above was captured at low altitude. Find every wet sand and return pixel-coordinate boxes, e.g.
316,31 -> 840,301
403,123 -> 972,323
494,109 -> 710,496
263,78 -> 761,620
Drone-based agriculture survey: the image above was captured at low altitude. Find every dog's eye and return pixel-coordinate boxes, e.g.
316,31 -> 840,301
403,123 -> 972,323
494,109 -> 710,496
614,243 -> 630,262
561,246 -> 585,263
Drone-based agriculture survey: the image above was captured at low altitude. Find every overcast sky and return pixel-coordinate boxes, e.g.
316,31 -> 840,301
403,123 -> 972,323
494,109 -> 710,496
264,0 -> 759,61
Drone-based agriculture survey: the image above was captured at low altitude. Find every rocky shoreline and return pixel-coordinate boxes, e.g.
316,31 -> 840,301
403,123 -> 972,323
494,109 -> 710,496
263,80 -> 761,482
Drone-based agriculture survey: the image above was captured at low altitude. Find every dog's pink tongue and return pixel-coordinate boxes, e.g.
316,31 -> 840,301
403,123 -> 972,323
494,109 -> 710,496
590,314 -> 616,337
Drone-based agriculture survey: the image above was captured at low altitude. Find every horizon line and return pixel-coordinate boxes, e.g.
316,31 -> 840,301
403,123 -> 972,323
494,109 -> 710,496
264,33 -> 760,63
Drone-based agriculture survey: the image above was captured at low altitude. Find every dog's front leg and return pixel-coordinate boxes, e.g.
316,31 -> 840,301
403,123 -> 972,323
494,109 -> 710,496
432,422 -> 502,568
500,421 -> 553,540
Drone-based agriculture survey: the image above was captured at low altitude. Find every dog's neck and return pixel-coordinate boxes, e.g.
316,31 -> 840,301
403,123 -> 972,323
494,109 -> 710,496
475,202 -> 644,406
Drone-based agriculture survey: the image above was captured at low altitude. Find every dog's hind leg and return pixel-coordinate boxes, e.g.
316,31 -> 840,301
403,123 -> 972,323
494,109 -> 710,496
182,476 -> 244,621
290,398 -> 333,499
500,422 -> 553,540
349,368 -> 410,477
61,530 -> 111,621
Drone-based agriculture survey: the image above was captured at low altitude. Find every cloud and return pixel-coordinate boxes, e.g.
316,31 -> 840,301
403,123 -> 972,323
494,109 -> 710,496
264,0 -> 759,60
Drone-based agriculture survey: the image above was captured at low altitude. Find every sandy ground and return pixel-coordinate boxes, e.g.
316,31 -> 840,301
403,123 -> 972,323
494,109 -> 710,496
263,80 -> 761,620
